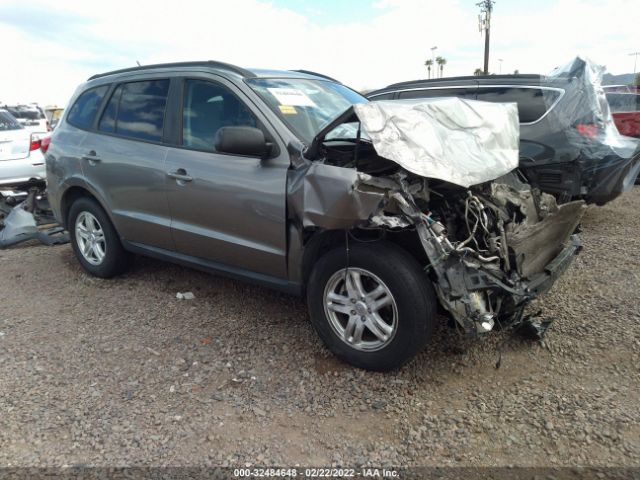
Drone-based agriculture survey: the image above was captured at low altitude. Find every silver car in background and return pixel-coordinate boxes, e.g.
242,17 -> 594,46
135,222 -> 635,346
0,109 -> 47,186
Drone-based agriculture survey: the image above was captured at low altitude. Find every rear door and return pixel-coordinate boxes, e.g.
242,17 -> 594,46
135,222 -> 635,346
80,77 -> 175,250
164,76 -> 289,278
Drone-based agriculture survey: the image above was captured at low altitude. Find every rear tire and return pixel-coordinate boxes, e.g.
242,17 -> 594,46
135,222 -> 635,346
307,241 -> 437,371
68,197 -> 130,278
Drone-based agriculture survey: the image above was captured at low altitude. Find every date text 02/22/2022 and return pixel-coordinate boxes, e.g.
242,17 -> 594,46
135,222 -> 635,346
233,467 -> 400,477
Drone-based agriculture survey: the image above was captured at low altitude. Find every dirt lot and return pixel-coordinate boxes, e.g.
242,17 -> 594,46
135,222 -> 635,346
0,188 -> 639,468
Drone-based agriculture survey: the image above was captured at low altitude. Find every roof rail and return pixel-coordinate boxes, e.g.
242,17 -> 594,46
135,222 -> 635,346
385,73 -> 542,89
88,61 -> 256,81
291,69 -> 341,83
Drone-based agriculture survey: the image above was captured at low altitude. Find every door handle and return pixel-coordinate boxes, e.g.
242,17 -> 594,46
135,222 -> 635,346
82,150 -> 101,162
167,169 -> 193,182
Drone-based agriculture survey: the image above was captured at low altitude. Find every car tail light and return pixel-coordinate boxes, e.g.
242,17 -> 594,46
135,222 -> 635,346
29,135 -> 41,152
576,123 -> 598,139
41,136 -> 51,154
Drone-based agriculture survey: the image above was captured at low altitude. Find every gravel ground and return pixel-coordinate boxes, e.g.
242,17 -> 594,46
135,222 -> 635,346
0,188 -> 638,469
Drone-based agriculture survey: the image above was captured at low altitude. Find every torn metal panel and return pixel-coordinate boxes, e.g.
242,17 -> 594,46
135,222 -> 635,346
506,200 -> 585,278
352,98 -> 520,188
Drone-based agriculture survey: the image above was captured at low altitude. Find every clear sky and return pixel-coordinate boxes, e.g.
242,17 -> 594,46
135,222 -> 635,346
1,0 -> 638,106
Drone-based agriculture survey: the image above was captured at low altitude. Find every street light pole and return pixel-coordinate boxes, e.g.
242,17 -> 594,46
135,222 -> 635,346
498,58 -> 503,74
477,0 -> 495,75
431,46 -> 438,68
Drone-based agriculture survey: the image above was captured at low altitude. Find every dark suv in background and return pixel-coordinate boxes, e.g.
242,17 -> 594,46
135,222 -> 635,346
368,60 -> 640,205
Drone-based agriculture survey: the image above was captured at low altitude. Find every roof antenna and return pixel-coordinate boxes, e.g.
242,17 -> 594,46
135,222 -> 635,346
136,61 -> 141,66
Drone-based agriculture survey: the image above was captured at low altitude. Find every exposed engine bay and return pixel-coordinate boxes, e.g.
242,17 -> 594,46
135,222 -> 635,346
292,98 -> 586,335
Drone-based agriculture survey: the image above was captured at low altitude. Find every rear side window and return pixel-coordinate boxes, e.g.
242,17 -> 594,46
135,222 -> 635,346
67,86 -> 109,129
475,86 -> 561,123
182,79 -> 257,151
397,87 -> 477,100
98,80 -> 170,142
0,111 -> 23,131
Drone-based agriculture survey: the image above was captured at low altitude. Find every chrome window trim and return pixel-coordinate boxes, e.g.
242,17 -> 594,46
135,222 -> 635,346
369,85 -> 566,126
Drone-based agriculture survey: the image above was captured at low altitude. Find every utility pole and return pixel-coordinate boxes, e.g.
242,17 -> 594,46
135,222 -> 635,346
477,0 -> 495,75
630,51 -> 640,76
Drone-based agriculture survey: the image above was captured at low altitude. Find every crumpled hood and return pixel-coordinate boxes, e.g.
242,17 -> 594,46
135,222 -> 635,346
352,98 -> 520,188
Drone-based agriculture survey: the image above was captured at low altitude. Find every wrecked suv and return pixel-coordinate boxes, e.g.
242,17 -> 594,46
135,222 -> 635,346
47,61 -> 585,371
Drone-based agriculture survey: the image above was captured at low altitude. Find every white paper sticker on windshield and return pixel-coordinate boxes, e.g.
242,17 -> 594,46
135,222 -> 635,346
267,88 -> 317,107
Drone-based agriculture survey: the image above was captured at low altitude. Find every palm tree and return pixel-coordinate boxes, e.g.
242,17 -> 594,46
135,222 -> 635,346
473,68 -> 483,76
424,59 -> 434,79
435,56 -> 447,78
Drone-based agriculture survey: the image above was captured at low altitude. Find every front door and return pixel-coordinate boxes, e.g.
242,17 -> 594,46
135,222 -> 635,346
165,78 -> 289,278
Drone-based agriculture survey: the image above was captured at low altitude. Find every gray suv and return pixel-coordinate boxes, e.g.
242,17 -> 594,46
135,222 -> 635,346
47,61 -> 583,371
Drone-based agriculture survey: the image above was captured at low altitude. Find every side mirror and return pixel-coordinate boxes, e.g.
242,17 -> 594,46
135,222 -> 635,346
214,126 -> 271,158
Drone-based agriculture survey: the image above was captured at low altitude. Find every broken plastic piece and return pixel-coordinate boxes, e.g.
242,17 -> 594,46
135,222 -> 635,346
176,292 -> 195,300
0,202 -> 69,249
516,313 -> 554,341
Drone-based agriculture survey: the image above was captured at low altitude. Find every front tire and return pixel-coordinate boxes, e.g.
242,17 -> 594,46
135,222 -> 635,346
68,197 -> 129,278
307,241 -> 437,371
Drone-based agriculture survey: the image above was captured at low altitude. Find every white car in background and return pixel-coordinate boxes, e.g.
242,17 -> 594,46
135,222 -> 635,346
0,109 -> 47,186
3,104 -> 51,135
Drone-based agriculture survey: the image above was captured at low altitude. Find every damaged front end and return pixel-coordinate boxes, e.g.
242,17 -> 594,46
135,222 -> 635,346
294,97 -> 585,335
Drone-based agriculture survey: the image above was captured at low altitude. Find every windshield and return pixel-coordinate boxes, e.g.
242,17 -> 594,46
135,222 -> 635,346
247,77 -> 367,144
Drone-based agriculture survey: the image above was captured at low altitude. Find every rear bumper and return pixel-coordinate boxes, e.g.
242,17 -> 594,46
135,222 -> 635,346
584,151 -> 640,205
0,152 -> 46,186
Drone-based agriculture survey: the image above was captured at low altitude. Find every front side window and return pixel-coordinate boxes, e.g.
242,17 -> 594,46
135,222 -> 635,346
98,80 -> 170,142
182,79 -> 258,151
247,78 -> 367,144
67,86 -> 109,129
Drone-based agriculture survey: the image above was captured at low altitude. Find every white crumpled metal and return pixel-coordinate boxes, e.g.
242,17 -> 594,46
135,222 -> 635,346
353,98 -> 520,188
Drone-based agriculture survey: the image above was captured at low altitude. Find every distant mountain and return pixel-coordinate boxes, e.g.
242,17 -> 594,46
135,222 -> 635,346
603,72 -> 636,85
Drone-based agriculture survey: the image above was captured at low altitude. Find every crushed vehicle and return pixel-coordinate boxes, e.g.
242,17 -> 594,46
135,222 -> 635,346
46,62 -> 584,371
367,57 -> 640,205
0,180 -> 69,249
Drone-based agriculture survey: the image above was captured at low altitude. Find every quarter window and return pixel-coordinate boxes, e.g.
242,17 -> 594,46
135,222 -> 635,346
182,79 -> 257,151
98,80 -> 170,142
67,86 -> 109,129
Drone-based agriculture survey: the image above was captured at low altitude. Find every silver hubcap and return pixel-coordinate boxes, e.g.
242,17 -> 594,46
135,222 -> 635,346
323,268 -> 398,352
75,211 -> 106,266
